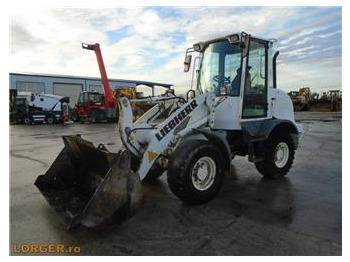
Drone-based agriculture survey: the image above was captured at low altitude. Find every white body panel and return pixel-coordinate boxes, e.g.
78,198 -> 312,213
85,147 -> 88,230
211,97 -> 241,129
271,89 -> 295,122
211,88 -> 296,130
29,94 -> 64,111
119,94 -> 214,180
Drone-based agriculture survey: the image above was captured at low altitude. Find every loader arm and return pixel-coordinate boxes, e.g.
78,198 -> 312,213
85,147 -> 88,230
118,93 -> 215,180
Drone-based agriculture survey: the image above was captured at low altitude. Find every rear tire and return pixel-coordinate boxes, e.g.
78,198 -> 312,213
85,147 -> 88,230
167,140 -> 225,204
255,133 -> 295,179
45,115 -> 56,125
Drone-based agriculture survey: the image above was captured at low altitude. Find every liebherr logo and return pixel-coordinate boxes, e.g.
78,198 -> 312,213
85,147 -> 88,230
155,100 -> 198,141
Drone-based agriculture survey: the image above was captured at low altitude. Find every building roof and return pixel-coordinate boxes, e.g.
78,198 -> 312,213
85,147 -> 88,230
10,72 -> 173,88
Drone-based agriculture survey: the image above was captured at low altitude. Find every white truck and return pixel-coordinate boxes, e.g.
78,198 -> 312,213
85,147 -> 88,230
12,92 -> 70,124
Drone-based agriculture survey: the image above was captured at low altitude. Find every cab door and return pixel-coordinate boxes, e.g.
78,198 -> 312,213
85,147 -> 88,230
241,38 -> 268,119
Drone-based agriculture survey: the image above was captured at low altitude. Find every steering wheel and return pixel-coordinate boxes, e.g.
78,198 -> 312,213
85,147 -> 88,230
213,75 -> 231,86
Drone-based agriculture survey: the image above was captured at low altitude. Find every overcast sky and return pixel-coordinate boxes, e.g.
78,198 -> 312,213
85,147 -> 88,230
9,6 -> 342,94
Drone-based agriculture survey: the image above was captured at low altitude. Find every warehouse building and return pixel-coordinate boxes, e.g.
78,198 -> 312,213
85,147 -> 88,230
9,73 -> 172,106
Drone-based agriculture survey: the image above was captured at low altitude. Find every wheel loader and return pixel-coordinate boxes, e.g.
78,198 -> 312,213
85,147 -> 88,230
288,87 -> 311,111
34,32 -> 301,229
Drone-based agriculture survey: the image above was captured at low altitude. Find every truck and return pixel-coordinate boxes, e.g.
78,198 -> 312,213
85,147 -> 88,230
35,32 -> 302,229
11,92 -> 70,124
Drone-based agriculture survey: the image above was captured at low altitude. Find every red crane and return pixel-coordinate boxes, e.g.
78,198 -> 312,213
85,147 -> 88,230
81,43 -> 116,108
72,43 -> 119,123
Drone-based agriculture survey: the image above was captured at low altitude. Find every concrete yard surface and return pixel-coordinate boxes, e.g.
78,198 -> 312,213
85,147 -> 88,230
9,112 -> 342,255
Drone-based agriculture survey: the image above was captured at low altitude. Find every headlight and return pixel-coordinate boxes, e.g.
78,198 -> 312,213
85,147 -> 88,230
193,42 -> 204,52
227,34 -> 240,44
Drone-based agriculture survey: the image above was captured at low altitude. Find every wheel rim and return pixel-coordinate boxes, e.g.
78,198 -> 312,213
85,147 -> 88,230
191,156 -> 216,191
24,117 -> 31,124
274,142 -> 289,168
47,117 -> 54,124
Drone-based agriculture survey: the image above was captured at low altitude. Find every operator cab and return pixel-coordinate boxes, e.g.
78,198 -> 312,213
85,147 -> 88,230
77,91 -> 104,106
185,32 -> 277,129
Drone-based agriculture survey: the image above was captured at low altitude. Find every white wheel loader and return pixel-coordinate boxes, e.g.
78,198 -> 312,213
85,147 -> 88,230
35,32 -> 301,229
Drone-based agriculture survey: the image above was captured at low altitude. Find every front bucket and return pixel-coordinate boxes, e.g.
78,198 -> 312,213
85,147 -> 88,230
34,135 -> 142,229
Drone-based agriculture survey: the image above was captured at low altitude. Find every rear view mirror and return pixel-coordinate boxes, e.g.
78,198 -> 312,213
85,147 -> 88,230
184,55 -> 192,72
186,90 -> 196,100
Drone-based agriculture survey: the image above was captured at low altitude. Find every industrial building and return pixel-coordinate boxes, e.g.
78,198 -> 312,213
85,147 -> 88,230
9,73 -> 172,106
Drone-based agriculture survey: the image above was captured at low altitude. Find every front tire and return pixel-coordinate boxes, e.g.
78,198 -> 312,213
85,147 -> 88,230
23,115 -> 33,125
255,133 -> 295,178
89,110 -> 98,123
71,111 -> 80,122
167,140 -> 226,204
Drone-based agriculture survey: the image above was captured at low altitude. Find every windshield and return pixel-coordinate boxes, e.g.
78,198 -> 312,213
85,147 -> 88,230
78,92 -> 102,104
198,40 -> 242,96
15,99 -> 27,106
89,93 -> 102,103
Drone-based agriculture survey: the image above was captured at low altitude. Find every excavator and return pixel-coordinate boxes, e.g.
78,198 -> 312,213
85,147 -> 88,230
35,32 -> 301,229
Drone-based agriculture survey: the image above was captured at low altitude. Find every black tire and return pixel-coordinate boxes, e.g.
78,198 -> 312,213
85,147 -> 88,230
331,101 -> 339,112
71,112 -> 80,122
45,115 -> 56,125
167,140 -> 226,204
89,110 -> 98,123
255,133 -> 295,179
72,116 -> 80,122
23,115 -> 33,125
